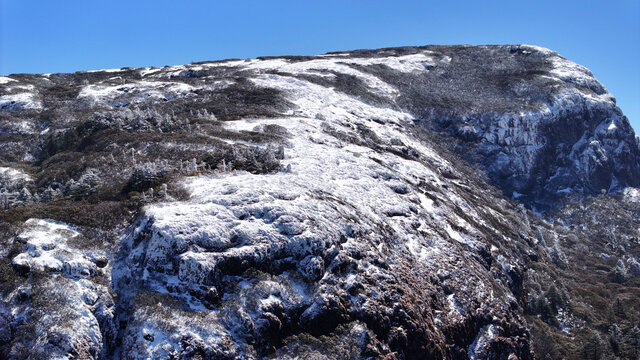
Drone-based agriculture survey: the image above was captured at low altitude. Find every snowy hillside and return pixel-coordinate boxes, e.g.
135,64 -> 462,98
1,45 -> 639,359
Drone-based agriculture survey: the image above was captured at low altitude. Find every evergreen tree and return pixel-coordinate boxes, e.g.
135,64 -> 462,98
624,326 -> 640,359
609,324 -> 622,356
582,332 -> 605,360
611,297 -> 626,320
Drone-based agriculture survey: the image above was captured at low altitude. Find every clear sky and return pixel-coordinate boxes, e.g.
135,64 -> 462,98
1,0 -> 639,131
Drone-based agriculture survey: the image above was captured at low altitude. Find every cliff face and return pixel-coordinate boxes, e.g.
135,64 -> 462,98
0,45 -> 638,359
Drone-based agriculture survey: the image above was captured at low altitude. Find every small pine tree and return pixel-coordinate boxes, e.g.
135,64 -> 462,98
531,323 -> 558,359
1,194 -> 8,210
276,144 -> 285,160
611,298 -> 626,320
582,332 -> 606,360
609,324 -> 622,355
627,326 -> 640,359
546,285 -> 564,313
161,183 -> 168,200
131,148 -> 136,166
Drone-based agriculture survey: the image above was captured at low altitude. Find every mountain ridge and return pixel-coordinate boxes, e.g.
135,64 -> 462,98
0,44 -> 639,359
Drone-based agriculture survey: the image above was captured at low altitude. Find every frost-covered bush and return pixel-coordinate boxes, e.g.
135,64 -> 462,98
123,162 -> 169,194
610,259 -> 627,283
628,258 -> 640,277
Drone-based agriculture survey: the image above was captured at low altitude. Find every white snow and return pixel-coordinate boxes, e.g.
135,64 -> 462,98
345,52 -> 450,71
0,45 -> 629,358
85,68 -> 123,73
447,294 -> 465,316
549,55 -> 605,93
468,324 -> 497,359
4,84 -> 36,92
445,223 -> 467,244
6,217 -> 118,358
0,167 -> 32,183
0,76 -> 17,84
12,219 -> 99,277
473,48 -> 621,190
0,92 -> 43,110
249,52 -> 444,74
8,273 -> 114,359
519,44 -> 555,56
139,67 -> 162,77
623,187 -> 640,203
78,81 -> 197,105
111,62 -> 504,341
123,306 -> 227,359
131,54 -> 497,302
0,119 -> 38,134
192,59 -> 251,69
102,47 -> 613,355
250,58 -> 398,97
242,51 -> 446,98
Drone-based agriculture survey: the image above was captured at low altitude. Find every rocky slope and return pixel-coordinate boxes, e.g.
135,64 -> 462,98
0,45 -> 639,359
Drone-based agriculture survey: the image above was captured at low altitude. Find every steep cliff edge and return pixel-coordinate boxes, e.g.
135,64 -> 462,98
0,45 -> 639,359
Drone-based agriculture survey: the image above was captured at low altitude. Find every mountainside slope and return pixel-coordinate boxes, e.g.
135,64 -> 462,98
0,45 -> 639,359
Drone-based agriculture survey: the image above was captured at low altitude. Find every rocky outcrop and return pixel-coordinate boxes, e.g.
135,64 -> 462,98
4,219 -> 116,359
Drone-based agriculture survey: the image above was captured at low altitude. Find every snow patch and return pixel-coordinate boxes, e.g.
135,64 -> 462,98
623,187 -> 640,203
468,324 -> 497,359
0,92 -> 43,110
0,76 -> 17,84
0,167 -> 32,184
85,68 -> 123,73
447,294 -> 465,316
12,219 -> 100,278
78,81 -> 197,105
244,52 -> 445,98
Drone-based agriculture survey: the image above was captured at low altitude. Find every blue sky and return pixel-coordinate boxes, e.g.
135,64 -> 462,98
1,0 -> 639,131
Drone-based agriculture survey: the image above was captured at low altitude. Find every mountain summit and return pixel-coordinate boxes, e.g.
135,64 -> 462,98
1,45 -> 639,359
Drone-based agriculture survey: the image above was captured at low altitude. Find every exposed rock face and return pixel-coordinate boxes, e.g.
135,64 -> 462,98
348,45 -> 640,208
0,45 -> 638,359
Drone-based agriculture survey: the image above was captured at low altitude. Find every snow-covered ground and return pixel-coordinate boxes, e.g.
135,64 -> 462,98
0,76 -> 17,85
112,50 -> 530,357
0,92 -> 42,110
66,45 -> 636,205
11,218 -> 106,278
2,45 -> 636,359
78,81 -> 198,105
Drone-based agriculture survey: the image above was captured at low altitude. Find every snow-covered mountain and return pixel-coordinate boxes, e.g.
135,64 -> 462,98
0,45 -> 639,359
